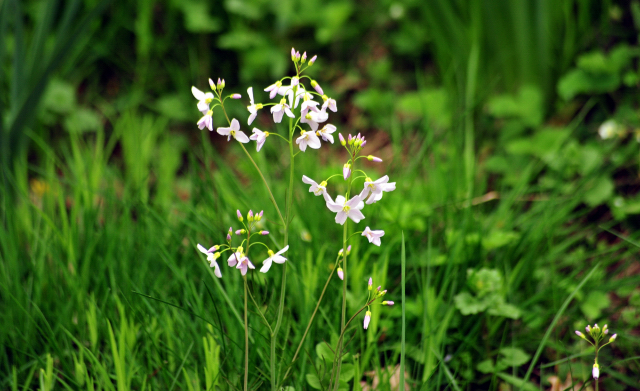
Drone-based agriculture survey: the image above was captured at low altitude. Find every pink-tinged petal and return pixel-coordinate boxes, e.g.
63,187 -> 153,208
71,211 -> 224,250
335,211 -> 348,225
197,100 -> 210,113
302,175 -> 316,185
322,191 -> 334,204
363,311 -> 371,329
326,201 -> 344,213
335,195 -> 346,204
228,253 -> 238,267
285,107 -> 295,118
197,244 -> 208,254
217,126 -> 231,136
346,195 -> 362,208
248,112 -> 257,125
213,264 -> 222,278
256,137 -> 265,151
192,86 -> 205,100
247,87 -> 254,104
348,209 -> 365,223
230,118 -> 240,131
307,134 -> 321,149
234,131 -> 250,143
337,267 -> 344,280
260,259 -> 273,273
269,88 -> 278,99
273,255 -> 287,264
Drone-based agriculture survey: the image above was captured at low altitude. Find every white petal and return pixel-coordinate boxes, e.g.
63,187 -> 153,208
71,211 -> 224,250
197,244 -> 208,254
191,86 -> 205,100
260,259 -> 273,273
335,212 -> 348,225
348,209 -> 365,223
230,118 -> 240,131
235,131 -> 250,143
302,175 -> 316,185
217,127 -> 231,136
247,87 -> 254,104
214,264 -> 222,278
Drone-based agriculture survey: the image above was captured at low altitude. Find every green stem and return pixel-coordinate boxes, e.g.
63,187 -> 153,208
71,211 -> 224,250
244,277 -> 249,391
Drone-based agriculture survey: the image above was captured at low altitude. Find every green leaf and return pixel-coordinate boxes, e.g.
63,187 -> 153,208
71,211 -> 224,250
486,85 -> 543,127
482,230 -> 520,250
178,1 -> 221,33
557,69 -> 620,100
476,359 -> 495,374
453,292 -> 488,315
467,268 -> 503,297
497,347 -> 530,367
582,176 -> 614,207
488,301 -> 521,320
42,79 -> 76,114
496,373 -> 538,391
580,291 -> 611,320
339,364 -> 354,382
396,88 -> 451,129
64,108 -> 102,133
305,373 -> 322,390
316,342 -> 334,363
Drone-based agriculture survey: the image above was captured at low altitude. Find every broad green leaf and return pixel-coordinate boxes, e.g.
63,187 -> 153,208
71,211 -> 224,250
583,176 -> 614,207
454,292 -> 488,315
476,359 -> 495,374
580,291 -> 611,320
305,373 -> 322,389
498,347 -> 530,367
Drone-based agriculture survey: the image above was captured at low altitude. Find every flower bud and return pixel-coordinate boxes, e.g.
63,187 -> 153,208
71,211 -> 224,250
301,51 -> 307,63
207,245 -> 219,252
260,231 -> 269,235
291,47 -> 296,61
209,78 -> 215,90
586,325 -> 591,333
217,78 -> 222,90
309,55 -> 317,65
343,163 -> 351,180
248,210 -> 254,222
337,267 -> 344,280
231,93 -> 241,99
295,51 -> 301,61
311,80 -> 324,95
347,245 -> 351,254
363,311 -> 371,329
575,331 -> 586,339
258,210 -> 263,221
382,301 -> 394,306
222,79 -> 226,89
292,76 -> 299,86
380,289 -> 387,297
367,155 -> 382,162
348,134 -> 354,145
592,363 -> 599,379
368,277 -> 373,290
361,140 -> 367,147
227,233 -> 232,241
609,333 -> 617,342
235,229 -> 245,235
339,133 -> 346,146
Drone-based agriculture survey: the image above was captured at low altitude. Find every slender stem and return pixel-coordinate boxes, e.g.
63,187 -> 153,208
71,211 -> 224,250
244,277 -> 249,391
282,255 -> 341,382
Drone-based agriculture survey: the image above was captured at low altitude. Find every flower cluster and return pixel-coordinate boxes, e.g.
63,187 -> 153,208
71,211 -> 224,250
575,323 -> 617,380
363,277 -> 393,330
196,210 -> 288,277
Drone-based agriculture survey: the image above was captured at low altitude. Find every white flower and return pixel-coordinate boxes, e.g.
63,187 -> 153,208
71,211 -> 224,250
227,250 -> 242,267
363,310 -> 371,329
192,86 -> 214,114
362,227 -> 384,246
197,110 -> 213,131
322,97 -> 337,112
317,124 -> 336,143
250,128 -> 268,151
300,91 -> 320,116
264,81 -> 282,99
302,175 -> 328,197
326,194 -> 365,225
358,175 -> 396,204
598,119 -> 621,139
592,363 -> 599,380
217,118 -> 250,143
296,130 -> 321,152
246,87 -> 263,125
197,244 -> 221,278
260,245 -> 289,273
301,109 -> 329,131
271,97 -> 295,123
236,255 -> 255,276
277,83 -> 304,109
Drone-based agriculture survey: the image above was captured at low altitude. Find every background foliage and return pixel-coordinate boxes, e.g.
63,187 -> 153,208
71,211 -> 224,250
2,0 -> 640,389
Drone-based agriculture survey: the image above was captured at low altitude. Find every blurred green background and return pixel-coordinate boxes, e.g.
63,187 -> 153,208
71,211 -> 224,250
2,0 -> 640,389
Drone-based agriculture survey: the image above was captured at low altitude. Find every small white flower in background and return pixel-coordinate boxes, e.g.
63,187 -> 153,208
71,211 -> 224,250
326,194 -> 365,225
317,124 -> 336,143
301,109 -> 329,131
322,96 -> 337,112
363,310 -> 371,329
271,98 -> 295,123
362,227 -> 384,246
197,110 -> 213,131
260,245 -> 289,273
264,81 -> 282,99
302,175 -> 328,196
217,118 -> 250,143
592,363 -> 599,380
337,267 -> 344,280
250,128 -> 268,151
359,175 -> 396,204
598,119 -> 622,139
296,130 -> 321,151
343,163 -> 351,180
192,86 -> 214,114
247,87 -> 263,125
236,255 -> 255,276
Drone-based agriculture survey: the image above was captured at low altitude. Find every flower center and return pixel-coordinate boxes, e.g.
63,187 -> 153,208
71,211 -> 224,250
230,130 -> 236,137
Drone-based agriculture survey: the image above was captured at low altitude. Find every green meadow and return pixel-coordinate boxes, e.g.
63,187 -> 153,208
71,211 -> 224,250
2,0 -> 640,389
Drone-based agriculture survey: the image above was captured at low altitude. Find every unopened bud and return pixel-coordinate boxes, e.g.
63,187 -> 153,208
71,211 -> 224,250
231,93 -> 241,99
347,245 -> 351,254
309,55 -> 317,65
209,78 -> 215,90
339,133 -> 346,146
291,47 -> 296,60
260,231 -> 269,235
237,210 -> 243,221
367,155 -> 382,162
343,163 -> 351,180
311,80 -> 324,95
301,51 -> 307,63
363,311 -> 371,329
575,331 -> 586,339
222,79 -> 226,89
368,277 -> 373,290
213,252 -> 221,259
217,78 -> 222,90
592,363 -> 599,380
382,301 -> 394,306
380,289 -> 387,297
609,334 -> 617,342
295,51 -> 300,61
235,229 -> 245,235
248,210 -> 254,222
258,210 -> 263,221
337,267 -> 344,280
292,76 -> 299,86
226,233 -> 232,241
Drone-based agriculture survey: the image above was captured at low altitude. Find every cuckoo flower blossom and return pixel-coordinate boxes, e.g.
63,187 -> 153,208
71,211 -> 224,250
326,195 -> 365,225
192,86 -> 214,114
236,255 -> 255,276
246,87 -> 263,125
359,175 -> 396,204
271,98 -> 295,123
364,310 -> 371,329
260,245 -> 289,273
362,227 -> 384,246
250,128 -> 268,151
197,110 -> 213,131
217,119 -> 250,143
264,81 -> 282,99
301,109 -> 328,131
302,175 -> 328,197
197,244 -> 221,278
322,96 -> 337,112
317,124 -> 336,143
301,92 -> 320,116
296,130 -> 321,152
